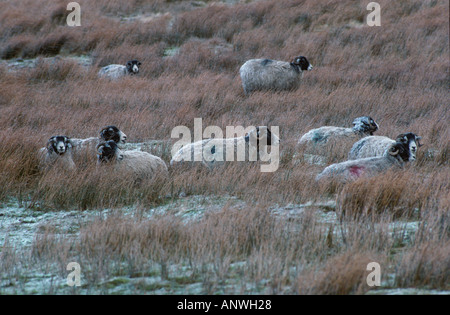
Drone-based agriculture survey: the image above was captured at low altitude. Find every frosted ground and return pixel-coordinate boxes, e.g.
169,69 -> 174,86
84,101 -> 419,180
1,195 -> 446,295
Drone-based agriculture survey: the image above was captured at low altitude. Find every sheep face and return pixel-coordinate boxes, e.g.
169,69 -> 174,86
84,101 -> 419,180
395,133 -> 422,161
100,125 -> 127,144
352,116 -> 379,135
97,140 -> 123,163
388,141 -> 413,162
244,126 -> 280,146
126,60 -> 141,74
47,136 -> 71,155
292,56 -> 313,71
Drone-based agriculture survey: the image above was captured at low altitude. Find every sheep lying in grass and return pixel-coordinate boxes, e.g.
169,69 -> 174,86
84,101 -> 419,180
97,140 -> 168,178
299,116 -> 379,146
39,135 -> 75,170
295,116 -> 379,165
316,140 -> 414,182
70,125 -> 127,154
98,60 -> 141,79
239,56 -> 313,95
348,132 -> 422,160
170,126 -> 280,172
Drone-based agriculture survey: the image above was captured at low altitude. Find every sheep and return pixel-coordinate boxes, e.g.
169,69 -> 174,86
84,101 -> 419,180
295,116 -> 379,165
170,126 -> 280,172
239,56 -> 313,95
98,60 -> 141,79
298,116 -> 379,146
97,140 -> 168,178
70,125 -> 127,154
316,140 -> 414,182
348,132 -> 422,160
39,135 -> 76,170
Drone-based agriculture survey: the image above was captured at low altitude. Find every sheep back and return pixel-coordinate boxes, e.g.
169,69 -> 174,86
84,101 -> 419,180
98,65 -> 127,79
348,136 -> 395,160
240,59 -> 302,94
119,150 -> 168,178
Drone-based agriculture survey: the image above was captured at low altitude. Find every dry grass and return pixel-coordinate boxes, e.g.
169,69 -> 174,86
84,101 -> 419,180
0,0 -> 448,294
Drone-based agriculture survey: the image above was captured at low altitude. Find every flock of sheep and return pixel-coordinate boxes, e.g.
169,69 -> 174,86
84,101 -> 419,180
39,56 -> 422,184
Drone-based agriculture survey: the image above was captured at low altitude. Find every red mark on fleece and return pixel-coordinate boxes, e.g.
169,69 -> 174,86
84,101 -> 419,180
349,165 -> 365,177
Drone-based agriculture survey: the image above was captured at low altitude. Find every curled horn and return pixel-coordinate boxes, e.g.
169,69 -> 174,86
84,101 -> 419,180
97,142 -> 108,153
389,146 -> 399,156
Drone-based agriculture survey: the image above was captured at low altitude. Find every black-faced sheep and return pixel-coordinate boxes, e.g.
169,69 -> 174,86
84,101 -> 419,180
97,140 -> 168,178
39,135 -> 75,170
170,126 -> 280,172
70,125 -> 127,154
98,60 -> 141,79
299,116 -> 379,146
316,140 -> 414,182
348,132 -> 422,160
239,56 -> 313,95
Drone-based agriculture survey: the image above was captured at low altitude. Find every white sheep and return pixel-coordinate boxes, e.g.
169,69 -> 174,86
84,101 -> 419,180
298,116 -> 379,147
39,135 -> 76,170
239,56 -> 313,95
170,126 -> 280,172
97,140 -> 168,178
98,60 -> 141,79
316,140 -> 414,182
348,132 -> 422,160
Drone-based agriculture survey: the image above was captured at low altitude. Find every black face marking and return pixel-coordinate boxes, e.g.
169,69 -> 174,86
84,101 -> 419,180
100,125 -> 121,143
48,135 -> 70,155
98,140 -> 118,163
395,132 -> 420,145
125,60 -> 141,74
390,142 -> 411,162
292,56 -> 311,71
211,145 -> 216,155
353,116 -> 378,135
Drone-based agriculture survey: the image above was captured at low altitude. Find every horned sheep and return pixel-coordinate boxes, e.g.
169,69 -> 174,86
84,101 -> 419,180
39,135 -> 76,170
97,140 -> 168,178
298,116 -> 379,147
170,126 -> 280,171
316,140 -> 414,182
70,125 -> 127,154
348,132 -> 422,160
98,60 -> 141,79
239,56 -> 313,95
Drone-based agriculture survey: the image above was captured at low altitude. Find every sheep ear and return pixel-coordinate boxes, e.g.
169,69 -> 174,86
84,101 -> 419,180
416,136 -> 423,147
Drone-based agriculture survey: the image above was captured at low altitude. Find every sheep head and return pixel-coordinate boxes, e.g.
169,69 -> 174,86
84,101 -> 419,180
388,141 -> 413,162
47,136 -> 71,155
100,125 -> 127,144
352,116 -> 379,135
97,140 -> 123,163
292,56 -> 313,71
126,60 -> 141,74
